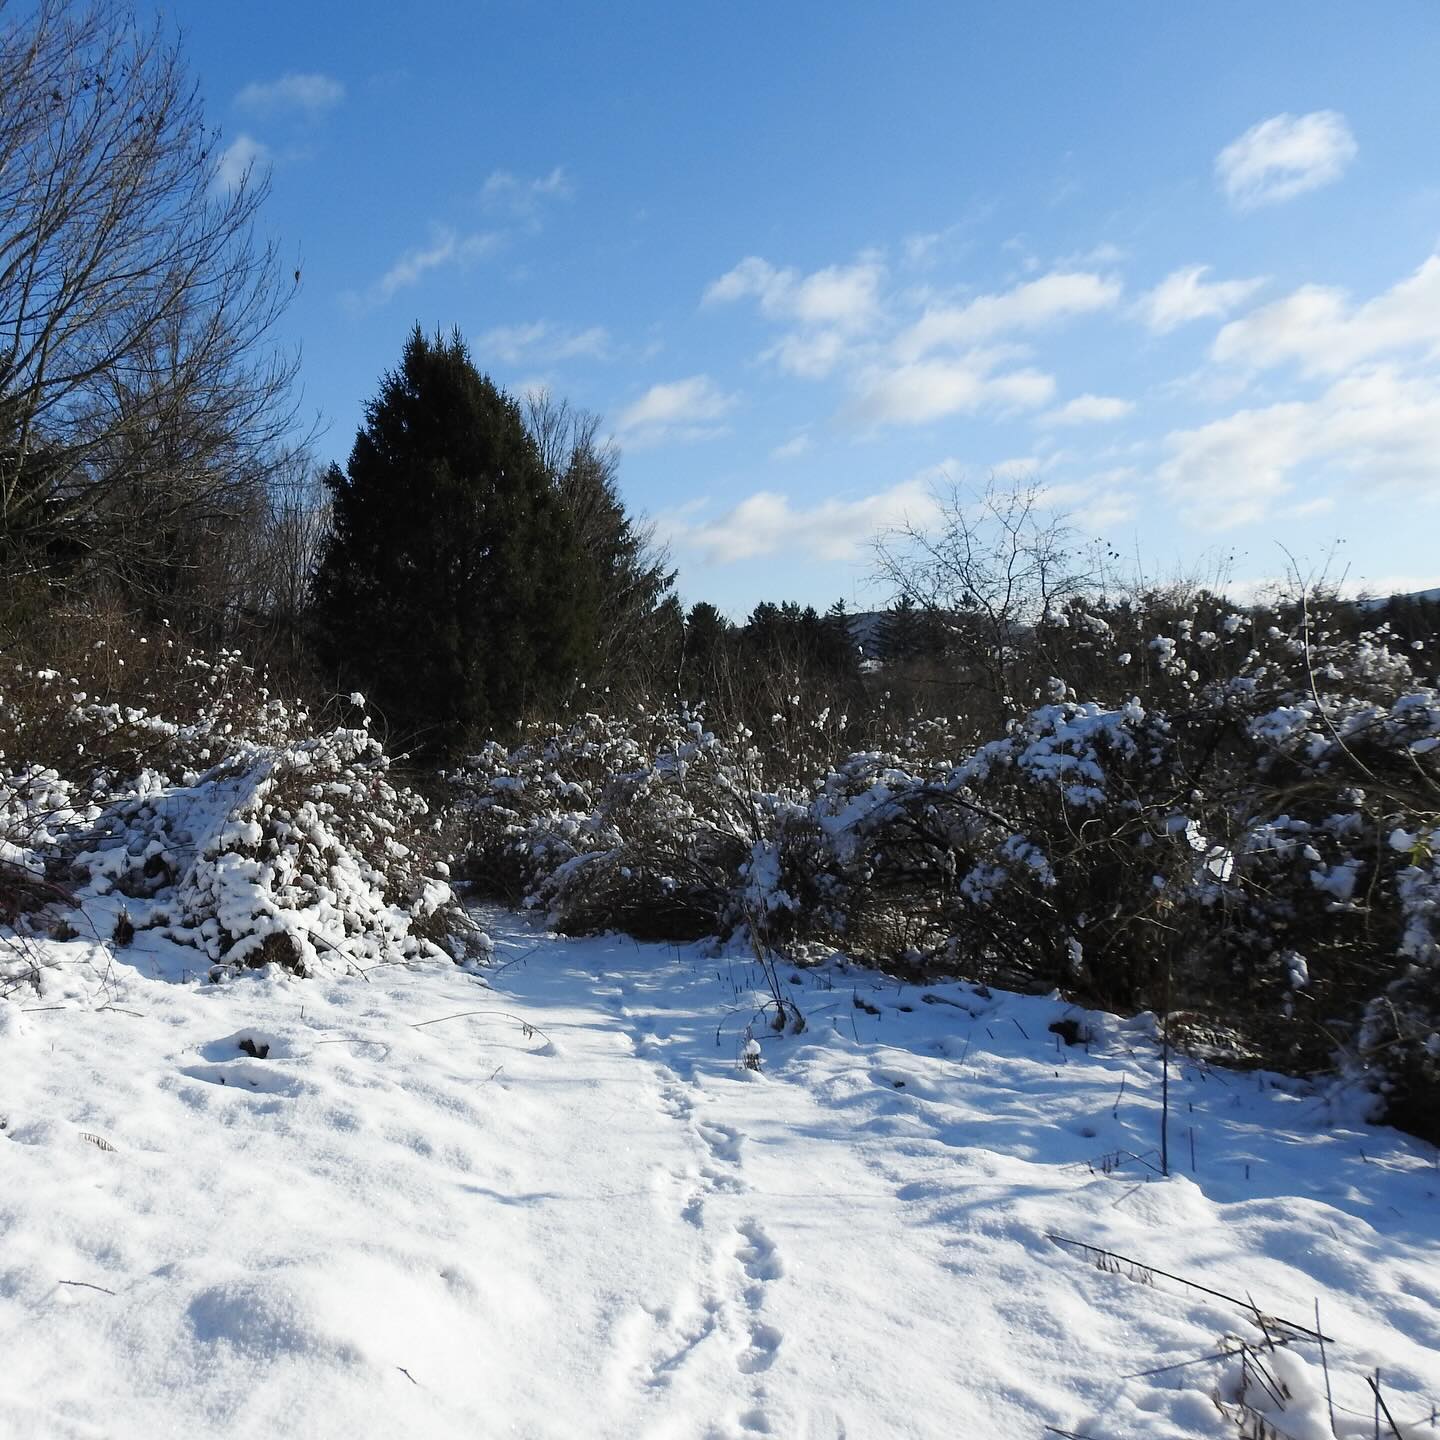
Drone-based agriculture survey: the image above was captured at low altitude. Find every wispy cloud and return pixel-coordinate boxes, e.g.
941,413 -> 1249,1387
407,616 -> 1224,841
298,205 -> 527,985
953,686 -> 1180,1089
894,271 -> 1121,361
1136,265 -> 1267,333
705,254 -> 886,378
236,72 -> 345,114
1215,111 -> 1356,209
344,227 -> 502,311
662,475 -> 942,564
474,321 -> 610,366
770,433 -> 812,461
481,166 -> 572,216
705,255 -> 884,332
850,354 -> 1055,428
1158,365 -> 1440,526
212,134 -> 269,193
616,375 -> 736,447
1212,253 -> 1440,376
1041,475 -> 1138,532
1038,394 -> 1134,427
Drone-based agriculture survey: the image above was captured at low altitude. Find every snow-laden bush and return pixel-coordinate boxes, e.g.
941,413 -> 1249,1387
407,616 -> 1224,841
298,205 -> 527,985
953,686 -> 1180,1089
454,605 -> 1440,1140
1,637 -> 477,984
1354,822 -> 1440,1138
452,707 -> 764,939
72,726 -> 474,976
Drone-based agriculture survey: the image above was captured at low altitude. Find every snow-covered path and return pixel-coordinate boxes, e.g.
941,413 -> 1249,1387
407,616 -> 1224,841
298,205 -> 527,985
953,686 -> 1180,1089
2,913 -> 1438,1438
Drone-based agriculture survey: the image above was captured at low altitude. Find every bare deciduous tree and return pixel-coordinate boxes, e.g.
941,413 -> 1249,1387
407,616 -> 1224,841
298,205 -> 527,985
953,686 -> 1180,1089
0,0 -> 302,620
873,477 -> 1094,706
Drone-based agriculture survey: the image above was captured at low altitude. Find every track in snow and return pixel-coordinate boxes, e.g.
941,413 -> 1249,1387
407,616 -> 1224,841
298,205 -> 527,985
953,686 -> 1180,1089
1,909 -> 1437,1439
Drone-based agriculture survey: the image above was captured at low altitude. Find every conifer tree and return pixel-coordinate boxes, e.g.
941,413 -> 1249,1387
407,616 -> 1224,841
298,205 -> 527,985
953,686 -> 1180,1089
878,595 -> 921,663
311,328 -> 591,754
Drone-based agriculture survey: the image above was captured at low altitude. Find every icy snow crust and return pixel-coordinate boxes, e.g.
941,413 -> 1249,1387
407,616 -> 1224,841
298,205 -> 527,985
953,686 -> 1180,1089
2,913 -> 1437,1438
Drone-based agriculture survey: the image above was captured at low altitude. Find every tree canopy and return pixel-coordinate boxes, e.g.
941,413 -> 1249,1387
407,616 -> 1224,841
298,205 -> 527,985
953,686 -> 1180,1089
312,328 -> 591,754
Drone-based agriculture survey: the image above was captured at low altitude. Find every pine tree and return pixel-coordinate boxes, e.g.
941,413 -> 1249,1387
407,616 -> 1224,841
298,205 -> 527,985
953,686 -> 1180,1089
877,595 -> 921,663
311,328 -> 591,755
819,598 -> 861,679
679,602 -> 731,696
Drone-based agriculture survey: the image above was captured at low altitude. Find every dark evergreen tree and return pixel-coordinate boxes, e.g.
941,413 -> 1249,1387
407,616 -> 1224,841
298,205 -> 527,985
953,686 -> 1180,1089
551,428 -> 673,676
877,595 -> 921,663
819,598 -> 862,679
682,601 -> 732,694
311,327 -> 591,755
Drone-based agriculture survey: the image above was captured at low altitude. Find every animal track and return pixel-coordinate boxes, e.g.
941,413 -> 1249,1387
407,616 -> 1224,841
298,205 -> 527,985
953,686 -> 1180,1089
736,1220 -> 783,1283
698,1120 -> 743,1165
658,1084 -> 694,1121
738,1321 -> 782,1374
630,1057 -> 788,1418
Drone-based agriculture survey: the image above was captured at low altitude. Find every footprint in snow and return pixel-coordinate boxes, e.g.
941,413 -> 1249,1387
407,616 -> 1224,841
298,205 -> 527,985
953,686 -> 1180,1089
737,1321 -> 782,1374
735,1220 -> 783,1284
730,1221 -> 785,1377
658,1084 -> 694,1120
698,1120 -> 744,1165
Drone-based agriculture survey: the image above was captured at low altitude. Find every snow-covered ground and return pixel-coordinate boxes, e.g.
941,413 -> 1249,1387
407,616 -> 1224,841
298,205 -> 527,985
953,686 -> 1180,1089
2,911 -> 1438,1439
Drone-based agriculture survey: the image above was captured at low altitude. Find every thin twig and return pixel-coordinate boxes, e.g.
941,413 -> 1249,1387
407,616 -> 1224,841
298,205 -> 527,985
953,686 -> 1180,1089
58,1279 -> 115,1295
1316,1298 -> 1337,1435
410,1009 -> 552,1045
1122,1344 -> 1242,1380
1046,1234 -> 1333,1341
1366,1373 -> 1403,1438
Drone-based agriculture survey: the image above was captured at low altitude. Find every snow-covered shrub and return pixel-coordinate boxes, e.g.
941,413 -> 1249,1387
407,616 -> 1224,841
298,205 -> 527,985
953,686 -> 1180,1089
71,726 -> 474,976
1352,823 -> 1440,1140
452,706 -> 763,939
900,699 -> 1197,1003
1,636 -> 475,981
451,602 -> 1440,1139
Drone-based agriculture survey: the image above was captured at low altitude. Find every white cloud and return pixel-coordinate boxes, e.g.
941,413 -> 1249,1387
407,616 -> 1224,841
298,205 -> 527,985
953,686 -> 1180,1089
1225,571 -> 1440,607
770,433 -> 812,461
1137,265 -> 1267,334
704,254 -> 885,378
474,321 -> 609,365
213,134 -> 269,192
762,329 -> 855,380
1287,495 -> 1336,518
1039,394 -> 1134,426
704,256 -> 786,309
236,72 -> 345,114
1040,476 -> 1138,532
850,355 -> 1055,427
345,227 -> 502,310
1212,254 -> 1440,376
894,271 -> 1121,360
989,455 -> 1046,481
704,256 -> 883,332
1215,111 -> 1356,209
1157,365 -> 1440,526
481,167 -> 572,214
616,375 -> 736,446
1344,574 -> 1440,600
663,476 -> 942,564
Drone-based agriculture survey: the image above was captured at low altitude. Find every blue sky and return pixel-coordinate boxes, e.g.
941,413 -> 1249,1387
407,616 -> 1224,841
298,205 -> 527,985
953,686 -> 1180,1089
179,1 -> 1440,617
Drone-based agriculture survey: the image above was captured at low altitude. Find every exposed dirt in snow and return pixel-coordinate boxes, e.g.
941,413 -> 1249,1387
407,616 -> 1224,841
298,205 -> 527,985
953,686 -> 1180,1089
1,912 -> 1437,1438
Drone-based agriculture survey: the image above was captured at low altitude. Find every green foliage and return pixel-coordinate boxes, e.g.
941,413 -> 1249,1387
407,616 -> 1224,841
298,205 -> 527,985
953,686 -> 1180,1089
311,328 -> 592,756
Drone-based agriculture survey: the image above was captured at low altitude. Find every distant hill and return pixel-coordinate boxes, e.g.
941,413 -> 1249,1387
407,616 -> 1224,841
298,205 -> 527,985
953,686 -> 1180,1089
1353,586 -> 1440,611
845,610 -> 887,658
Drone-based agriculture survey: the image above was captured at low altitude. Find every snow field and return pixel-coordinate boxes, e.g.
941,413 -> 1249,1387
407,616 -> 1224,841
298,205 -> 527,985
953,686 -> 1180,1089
1,911 -> 1437,1438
